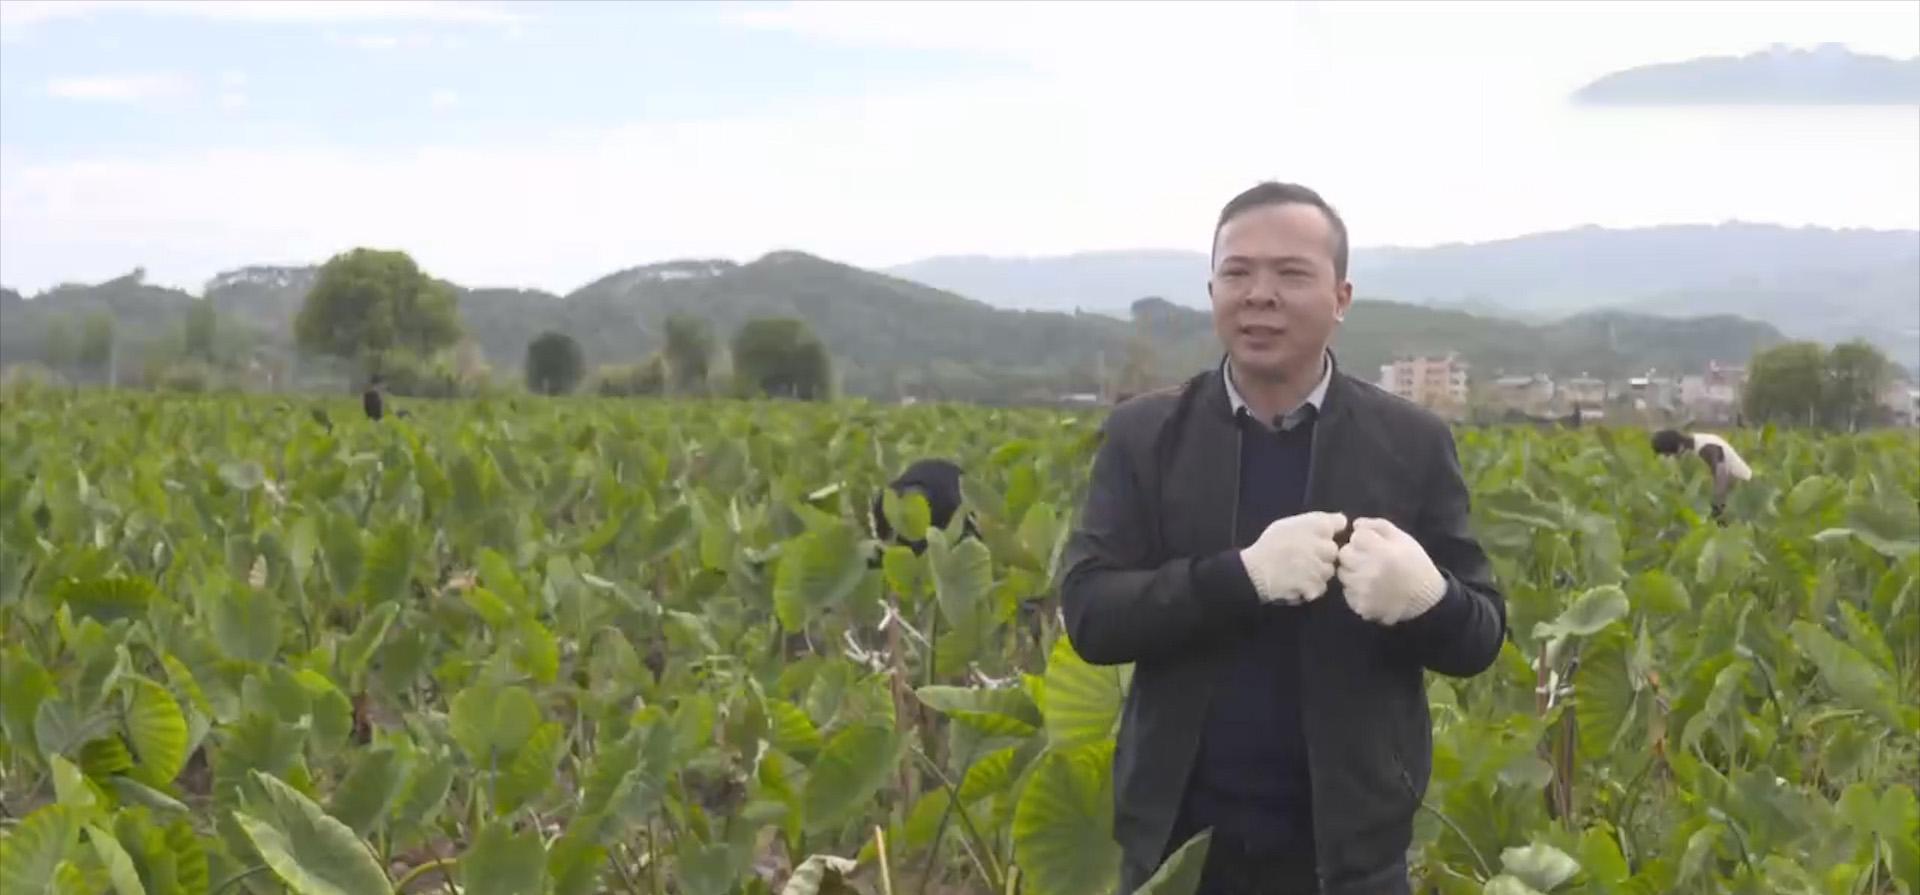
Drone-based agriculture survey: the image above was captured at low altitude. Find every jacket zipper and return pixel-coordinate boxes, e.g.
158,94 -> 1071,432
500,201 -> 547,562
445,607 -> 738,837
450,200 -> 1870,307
1301,406 -> 1328,893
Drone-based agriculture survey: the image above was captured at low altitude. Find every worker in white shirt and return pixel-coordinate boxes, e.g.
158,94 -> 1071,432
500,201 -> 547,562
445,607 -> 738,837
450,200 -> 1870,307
1650,429 -> 1752,523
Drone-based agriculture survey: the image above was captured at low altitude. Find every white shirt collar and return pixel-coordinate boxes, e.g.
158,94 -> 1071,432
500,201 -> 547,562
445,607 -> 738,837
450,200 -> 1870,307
1224,350 -> 1332,430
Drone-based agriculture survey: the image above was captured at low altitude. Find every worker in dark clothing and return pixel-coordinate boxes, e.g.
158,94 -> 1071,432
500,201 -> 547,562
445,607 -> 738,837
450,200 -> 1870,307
870,457 -> 980,555
363,374 -> 385,421
1060,182 -> 1506,895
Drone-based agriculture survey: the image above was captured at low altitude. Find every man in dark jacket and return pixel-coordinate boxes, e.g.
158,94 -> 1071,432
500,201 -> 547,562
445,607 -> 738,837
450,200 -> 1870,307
1060,182 -> 1507,895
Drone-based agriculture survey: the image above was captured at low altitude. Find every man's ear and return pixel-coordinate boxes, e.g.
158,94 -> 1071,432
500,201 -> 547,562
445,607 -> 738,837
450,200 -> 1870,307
1334,279 -> 1354,322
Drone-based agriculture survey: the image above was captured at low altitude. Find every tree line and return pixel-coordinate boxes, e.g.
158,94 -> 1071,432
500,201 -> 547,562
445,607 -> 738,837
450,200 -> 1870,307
297,248 -> 834,401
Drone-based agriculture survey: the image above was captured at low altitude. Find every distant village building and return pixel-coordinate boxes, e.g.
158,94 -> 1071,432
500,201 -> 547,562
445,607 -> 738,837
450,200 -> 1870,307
1879,382 -> 1919,428
1490,374 -> 1556,415
1678,361 -> 1748,424
1627,374 -> 1681,414
1560,375 -> 1609,410
1380,353 -> 1469,417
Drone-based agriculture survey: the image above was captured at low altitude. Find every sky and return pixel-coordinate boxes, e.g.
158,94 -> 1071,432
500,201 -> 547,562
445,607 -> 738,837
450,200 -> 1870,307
1,0 -> 1916,296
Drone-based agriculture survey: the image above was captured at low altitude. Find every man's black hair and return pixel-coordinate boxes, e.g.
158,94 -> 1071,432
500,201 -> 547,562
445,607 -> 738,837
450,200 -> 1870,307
1211,181 -> 1350,280
871,458 -> 976,554
1649,429 -> 1691,455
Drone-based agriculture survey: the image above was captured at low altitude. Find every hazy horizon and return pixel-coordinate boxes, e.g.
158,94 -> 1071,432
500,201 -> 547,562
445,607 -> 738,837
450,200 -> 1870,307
3,0 -> 1917,296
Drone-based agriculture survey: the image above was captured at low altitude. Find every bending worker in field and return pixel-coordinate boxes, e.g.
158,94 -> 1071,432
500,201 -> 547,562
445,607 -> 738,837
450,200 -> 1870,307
1060,182 -> 1507,895
1650,428 -> 1751,523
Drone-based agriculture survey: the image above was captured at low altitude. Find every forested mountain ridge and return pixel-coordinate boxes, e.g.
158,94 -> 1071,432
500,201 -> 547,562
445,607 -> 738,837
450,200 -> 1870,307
3,248 -> 1792,400
888,222 -> 1920,369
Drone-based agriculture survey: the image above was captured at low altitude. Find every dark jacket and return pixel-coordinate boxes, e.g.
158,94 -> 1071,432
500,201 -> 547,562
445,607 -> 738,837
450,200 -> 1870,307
1060,356 -> 1507,895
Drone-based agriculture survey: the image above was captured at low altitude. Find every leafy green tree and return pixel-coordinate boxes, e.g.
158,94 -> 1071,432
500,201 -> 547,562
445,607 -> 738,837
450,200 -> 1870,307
525,331 -> 585,396
1823,339 -> 1892,430
731,317 -> 832,400
1743,342 -> 1827,426
79,312 -> 115,383
663,314 -> 715,395
185,301 -> 217,361
43,315 -> 76,373
294,248 -> 462,368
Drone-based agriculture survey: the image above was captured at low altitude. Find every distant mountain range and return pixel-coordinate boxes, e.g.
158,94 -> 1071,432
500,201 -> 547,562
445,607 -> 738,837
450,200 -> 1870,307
1,243 -> 1794,401
887,222 -> 1920,370
1572,44 -> 1920,106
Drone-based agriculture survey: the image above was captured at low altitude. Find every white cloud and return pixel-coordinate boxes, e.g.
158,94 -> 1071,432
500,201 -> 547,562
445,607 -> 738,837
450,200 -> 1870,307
2,1 -> 1916,295
336,32 -> 464,51
430,89 -> 462,110
219,70 -> 247,88
45,73 -> 190,102
219,92 -> 249,111
2,0 -> 523,39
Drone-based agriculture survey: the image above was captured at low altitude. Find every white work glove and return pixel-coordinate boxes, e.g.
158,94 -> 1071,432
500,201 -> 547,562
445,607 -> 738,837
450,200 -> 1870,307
1336,518 -> 1446,625
1238,512 -> 1346,605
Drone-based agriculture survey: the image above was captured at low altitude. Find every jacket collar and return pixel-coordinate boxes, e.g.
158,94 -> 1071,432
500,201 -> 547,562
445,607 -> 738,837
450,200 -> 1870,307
1223,349 -> 1332,431
1202,348 -> 1354,427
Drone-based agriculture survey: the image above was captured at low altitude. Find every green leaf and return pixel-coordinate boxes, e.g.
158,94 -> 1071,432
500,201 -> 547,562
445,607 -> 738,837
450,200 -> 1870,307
1500,842 -> 1581,892
1681,660 -> 1749,752
1574,632 -> 1637,762
327,746 -> 410,836
390,750 -> 456,835
881,487 -> 932,543
1013,742 -> 1118,895
1,651 -> 56,759
448,684 -> 541,766
50,755 -> 101,813
207,580 -> 282,665
126,678 -> 189,788
1626,569 -> 1689,616
773,521 -> 869,631
495,721 -> 565,814
55,577 -> 155,625
767,699 -> 824,758
1129,830 -> 1210,895
219,461 -> 265,492
320,512 -> 363,599
639,502 -> 695,561
545,831 -> 606,895
35,699 -> 114,760
1790,621 -> 1903,729
958,746 -> 1025,802
1042,636 -> 1128,749
232,770 -> 390,895
337,604 -> 399,691
459,821 -> 547,895
162,817 -> 209,894
0,805 -> 81,895
1577,826 -> 1629,891
1532,586 -> 1629,641
915,685 -> 1043,738
802,724 -> 899,834
353,522 -> 414,606
106,777 -> 191,815
475,548 -> 527,610
1482,876 -> 1546,895
1695,527 -> 1751,592
1843,493 -> 1920,558
928,528 -> 994,635
85,824 -> 146,895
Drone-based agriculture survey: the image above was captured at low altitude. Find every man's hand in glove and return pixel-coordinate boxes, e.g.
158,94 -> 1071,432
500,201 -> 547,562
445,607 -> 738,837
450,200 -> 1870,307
1239,511 -> 1347,605
1336,517 -> 1447,625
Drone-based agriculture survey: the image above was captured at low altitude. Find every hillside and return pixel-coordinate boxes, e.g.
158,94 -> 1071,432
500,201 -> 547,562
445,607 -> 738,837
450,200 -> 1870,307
1572,44 -> 1920,106
1124,298 -> 1785,385
1,250 -> 1789,400
888,222 -> 1920,369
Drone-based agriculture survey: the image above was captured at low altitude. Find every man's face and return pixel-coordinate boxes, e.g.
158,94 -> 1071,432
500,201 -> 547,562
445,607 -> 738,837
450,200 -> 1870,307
1207,202 -> 1353,382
